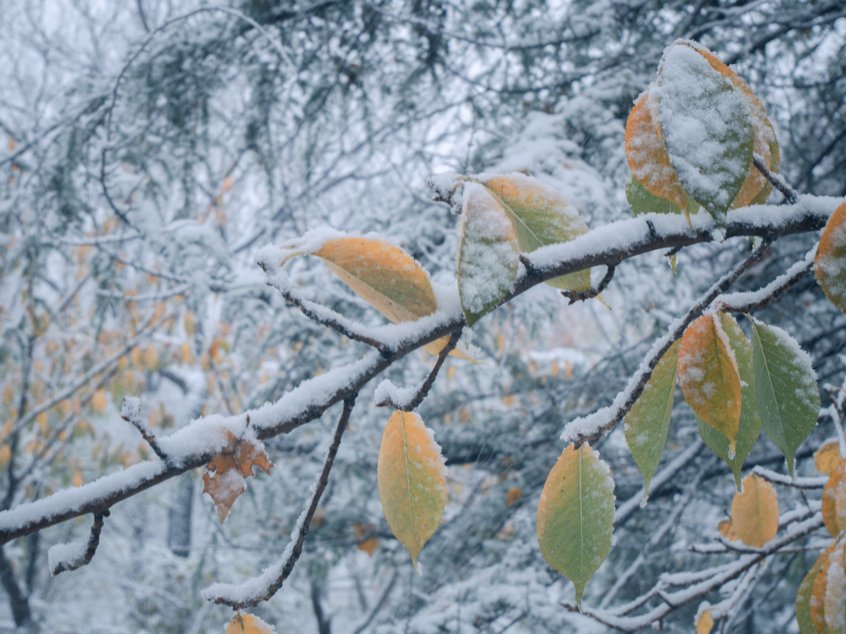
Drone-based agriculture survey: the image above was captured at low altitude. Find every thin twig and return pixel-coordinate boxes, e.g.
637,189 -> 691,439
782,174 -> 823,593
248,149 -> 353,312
752,154 -> 798,204
120,397 -> 168,463
49,510 -> 109,575
561,264 -> 616,304
376,328 -> 462,410
205,397 -> 355,608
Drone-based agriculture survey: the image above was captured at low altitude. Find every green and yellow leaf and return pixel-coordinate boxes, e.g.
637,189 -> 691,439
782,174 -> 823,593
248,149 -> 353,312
537,444 -> 615,605
377,411 -> 447,566
815,202 -> 846,314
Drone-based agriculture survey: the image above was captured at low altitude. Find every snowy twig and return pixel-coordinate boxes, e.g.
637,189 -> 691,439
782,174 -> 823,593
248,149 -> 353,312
263,271 -> 392,353
560,264 -> 616,304
752,465 -> 826,489
48,510 -> 109,576
752,154 -> 798,204
375,328 -> 462,410
204,398 -> 355,608
120,397 -> 167,463
563,240 -> 771,447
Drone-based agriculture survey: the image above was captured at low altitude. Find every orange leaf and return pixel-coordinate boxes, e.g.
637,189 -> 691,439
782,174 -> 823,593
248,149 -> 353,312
822,461 -> 846,537
815,203 -> 846,313
730,474 -> 779,548
811,543 -> 843,632
505,486 -> 522,507
225,612 -> 275,634
203,432 -> 272,522
353,524 -> 380,556
695,608 -> 714,634
678,314 -> 742,448
816,439 -> 843,476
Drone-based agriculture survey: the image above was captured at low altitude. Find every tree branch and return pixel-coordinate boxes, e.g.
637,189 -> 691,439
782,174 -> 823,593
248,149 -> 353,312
48,510 -> 109,575
752,153 -> 798,204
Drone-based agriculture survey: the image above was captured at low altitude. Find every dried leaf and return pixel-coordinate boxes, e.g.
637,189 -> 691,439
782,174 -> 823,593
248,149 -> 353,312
377,411 -> 446,566
815,203 -> 846,314
225,612 -> 276,634
537,444 -> 615,605
481,173 -> 590,291
678,314 -> 742,448
203,432 -> 272,522
457,183 -> 520,326
730,474 -> 778,548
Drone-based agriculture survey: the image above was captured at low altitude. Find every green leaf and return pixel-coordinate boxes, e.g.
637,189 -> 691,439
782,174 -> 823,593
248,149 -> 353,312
537,444 -> 615,605
749,319 -> 820,476
624,342 -> 678,496
457,183 -> 520,326
656,42 -> 754,217
482,173 -> 589,291
625,176 -> 683,216
696,313 -> 761,490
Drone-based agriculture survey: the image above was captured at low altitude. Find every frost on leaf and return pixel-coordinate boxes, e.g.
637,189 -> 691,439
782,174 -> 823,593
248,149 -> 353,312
696,313 -> 761,490
624,341 -> 678,496
822,460 -> 846,537
655,40 -> 755,217
481,173 -> 590,291
728,474 -> 778,548
749,319 -> 819,477
203,431 -> 272,522
815,203 -> 846,314
536,444 -> 615,605
808,542 -> 846,633
457,182 -> 519,326
678,314 -> 742,450
377,411 -> 446,566
225,612 -> 276,633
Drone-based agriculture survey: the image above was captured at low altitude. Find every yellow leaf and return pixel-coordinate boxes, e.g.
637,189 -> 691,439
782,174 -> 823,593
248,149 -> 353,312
678,314 -> 742,449
377,411 -> 446,566
0,444 -> 10,468
141,345 -> 158,370
36,411 -> 49,432
353,524 -> 380,556
717,518 -> 737,542
183,311 -> 196,336
72,469 -> 84,487
822,461 -> 846,537
181,342 -> 192,364
811,543 -> 843,632
224,612 -> 275,634
730,474 -> 779,548
91,390 -> 108,414
824,544 -> 846,633
696,608 -> 714,634
816,440 -> 843,476
130,346 -> 142,368
202,432 -> 272,522
625,90 -> 689,210
815,203 -> 846,313
505,486 -> 522,507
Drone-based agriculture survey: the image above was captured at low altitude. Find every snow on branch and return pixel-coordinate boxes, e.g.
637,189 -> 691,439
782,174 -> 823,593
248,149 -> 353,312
47,510 -> 109,576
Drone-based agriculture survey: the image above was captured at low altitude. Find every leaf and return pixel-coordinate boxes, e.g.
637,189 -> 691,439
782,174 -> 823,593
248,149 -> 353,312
816,439 -> 843,476
457,183 -> 520,326
313,237 -> 438,323
696,313 -> 761,489
481,173 -> 590,291
536,444 -> 615,605
377,411 -> 447,566
624,342 -> 678,495
655,41 -> 755,216
811,543 -> 845,633
202,432 -> 272,522
695,608 -> 714,634
797,545 -> 832,634
225,612 -> 276,634
678,314 -> 742,449
717,519 -> 737,542
353,524 -> 380,556
824,545 -> 846,634
822,461 -> 846,537
729,474 -> 779,547
625,176 -> 683,216
749,319 -> 820,476
625,91 -> 689,210
815,203 -> 846,313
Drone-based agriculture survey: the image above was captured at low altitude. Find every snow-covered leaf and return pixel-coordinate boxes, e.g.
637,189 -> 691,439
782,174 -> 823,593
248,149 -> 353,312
536,444 -> 615,605
656,41 -> 754,216
696,313 -> 761,489
625,90 -> 688,211
750,319 -> 819,476
810,543 -> 846,633
729,474 -> 778,548
457,182 -> 519,325
815,202 -> 846,313
624,341 -> 678,495
678,314 -> 742,449
225,612 -> 276,633
482,173 -> 590,291
377,411 -> 446,566
202,432 -> 272,522
797,544 -> 835,634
